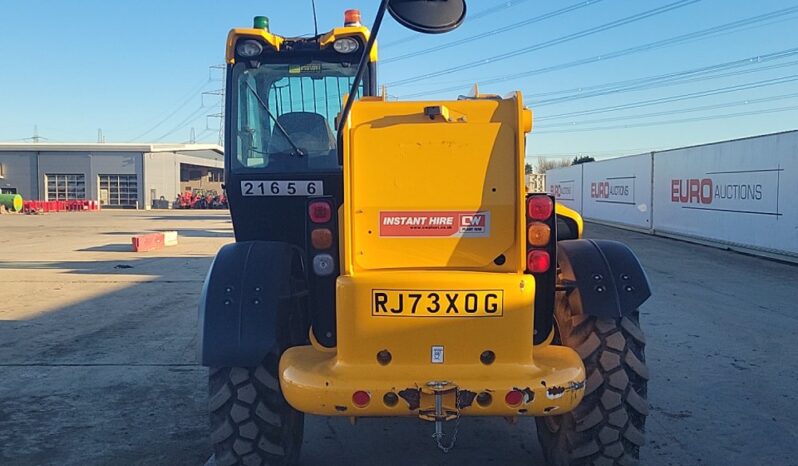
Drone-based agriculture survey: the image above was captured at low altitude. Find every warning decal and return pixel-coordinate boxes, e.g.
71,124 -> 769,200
379,211 -> 490,237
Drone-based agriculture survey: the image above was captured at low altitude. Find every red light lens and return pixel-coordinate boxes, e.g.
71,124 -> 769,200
505,390 -> 524,407
344,9 -> 361,25
309,201 -> 332,224
352,390 -> 370,407
527,250 -> 550,273
527,195 -> 553,221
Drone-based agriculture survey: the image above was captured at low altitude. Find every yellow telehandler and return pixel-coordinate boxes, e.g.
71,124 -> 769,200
199,2 -> 650,464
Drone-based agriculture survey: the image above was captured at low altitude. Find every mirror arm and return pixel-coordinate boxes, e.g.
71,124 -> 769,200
337,0 -> 390,138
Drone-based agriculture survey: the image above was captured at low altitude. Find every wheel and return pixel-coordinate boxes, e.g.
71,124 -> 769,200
208,256 -> 309,466
208,353 -> 304,466
536,294 -> 649,466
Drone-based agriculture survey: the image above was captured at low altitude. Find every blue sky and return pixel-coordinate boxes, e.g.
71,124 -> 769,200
1,0 -> 797,162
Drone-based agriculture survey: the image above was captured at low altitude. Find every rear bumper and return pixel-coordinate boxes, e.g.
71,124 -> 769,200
280,270 -> 586,417
280,343 -> 585,417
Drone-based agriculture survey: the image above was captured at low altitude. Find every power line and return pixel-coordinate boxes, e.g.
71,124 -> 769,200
526,147 -> 666,158
535,73 -> 798,121
386,0 -> 700,87
153,105 -> 210,142
382,0 -> 605,64
380,0 -> 533,49
398,5 -> 798,98
21,125 -> 47,143
525,47 -> 798,105
536,91 -> 798,129
533,105 -> 798,134
129,77 -> 210,141
532,59 -> 798,107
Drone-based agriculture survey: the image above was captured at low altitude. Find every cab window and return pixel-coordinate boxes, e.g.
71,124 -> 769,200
232,61 -> 366,172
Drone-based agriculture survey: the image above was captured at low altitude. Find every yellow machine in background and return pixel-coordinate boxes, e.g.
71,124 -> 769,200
200,2 -> 650,465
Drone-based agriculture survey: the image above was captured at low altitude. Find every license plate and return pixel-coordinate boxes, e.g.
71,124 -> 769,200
371,290 -> 503,317
240,180 -> 323,196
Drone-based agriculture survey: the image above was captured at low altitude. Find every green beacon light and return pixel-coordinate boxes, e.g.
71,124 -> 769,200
253,16 -> 270,31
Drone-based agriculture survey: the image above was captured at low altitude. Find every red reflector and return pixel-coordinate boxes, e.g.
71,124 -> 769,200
352,390 -> 371,407
505,390 -> 524,407
527,250 -> 550,273
309,201 -> 332,224
527,195 -> 553,221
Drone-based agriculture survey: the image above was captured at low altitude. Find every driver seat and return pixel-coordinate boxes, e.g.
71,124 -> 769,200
267,112 -> 337,167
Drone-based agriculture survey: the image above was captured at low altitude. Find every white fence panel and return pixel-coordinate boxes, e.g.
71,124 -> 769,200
582,154 -> 652,229
652,131 -> 798,256
546,165 -> 583,212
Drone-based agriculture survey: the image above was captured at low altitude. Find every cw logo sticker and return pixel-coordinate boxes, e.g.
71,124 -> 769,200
459,213 -> 488,234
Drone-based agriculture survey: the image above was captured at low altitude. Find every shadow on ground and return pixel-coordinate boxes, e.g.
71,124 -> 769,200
0,257 -> 211,276
100,228 -> 234,239
0,255 -> 213,466
78,244 -> 133,252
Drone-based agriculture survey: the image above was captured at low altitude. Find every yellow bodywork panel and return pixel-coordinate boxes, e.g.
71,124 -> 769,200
556,203 -> 584,238
341,94 -> 528,273
279,93 -> 586,418
319,26 -> 378,61
226,26 -> 377,64
281,271 -> 585,416
226,28 -> 283,63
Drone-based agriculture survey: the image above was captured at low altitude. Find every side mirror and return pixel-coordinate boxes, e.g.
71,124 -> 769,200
388,0 -> 467,34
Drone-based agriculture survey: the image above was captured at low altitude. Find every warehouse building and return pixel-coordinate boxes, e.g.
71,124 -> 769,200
0,143 -> 223,209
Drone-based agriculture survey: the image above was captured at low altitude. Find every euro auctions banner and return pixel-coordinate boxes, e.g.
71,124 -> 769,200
653,131 -> 798,256
583,154 -> 653,229
546,164 -> 583,212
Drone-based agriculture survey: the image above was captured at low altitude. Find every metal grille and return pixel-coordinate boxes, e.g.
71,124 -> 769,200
99,174 -> 138,207
46,174 -> 86,200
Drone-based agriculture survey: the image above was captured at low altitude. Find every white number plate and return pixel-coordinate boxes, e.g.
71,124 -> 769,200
240,180 -> 323,196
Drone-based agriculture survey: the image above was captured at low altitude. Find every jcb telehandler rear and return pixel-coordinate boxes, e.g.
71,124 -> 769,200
199,2 -> 651,465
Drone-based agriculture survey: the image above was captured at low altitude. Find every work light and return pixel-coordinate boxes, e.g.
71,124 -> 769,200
236,40 -> 263,58
333,37 -> 360,54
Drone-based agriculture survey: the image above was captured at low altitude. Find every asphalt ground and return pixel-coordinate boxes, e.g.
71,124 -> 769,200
0,210 -> 796,465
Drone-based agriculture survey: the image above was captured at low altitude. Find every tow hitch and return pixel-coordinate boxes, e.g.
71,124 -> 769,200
420,381 -> 460,453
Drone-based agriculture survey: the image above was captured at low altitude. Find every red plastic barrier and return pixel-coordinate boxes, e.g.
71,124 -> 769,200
132,233 -> 165,252
21,199 -> 102,214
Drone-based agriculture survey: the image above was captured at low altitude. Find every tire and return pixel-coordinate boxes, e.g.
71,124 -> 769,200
208,353 -> 304,466
536,294 -> 649,466
208,256 -> 308,466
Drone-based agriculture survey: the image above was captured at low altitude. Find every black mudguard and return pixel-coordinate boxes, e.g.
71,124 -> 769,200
198,241 -> 299,367
557,240 -> 651,318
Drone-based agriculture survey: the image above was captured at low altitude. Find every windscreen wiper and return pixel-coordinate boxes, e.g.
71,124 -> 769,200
245,82 -> 305,157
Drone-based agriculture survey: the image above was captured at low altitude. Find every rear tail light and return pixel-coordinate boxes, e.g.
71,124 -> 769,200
525,194 -> 555,274
312,254 -> 335,276
527,250 -> 550,273
527,195 -> 554,220
311,228 -> 333,249
307,198 -> 337,277
527,222 -> 551,247
309,201 -> 332,223
526,194 -> 557,344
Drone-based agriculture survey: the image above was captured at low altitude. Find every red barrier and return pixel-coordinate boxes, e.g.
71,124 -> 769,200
132,233 -> 165,252
22,199 -> 102,214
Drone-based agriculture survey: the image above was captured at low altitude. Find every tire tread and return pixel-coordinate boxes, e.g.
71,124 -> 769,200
536,303 -> 648,466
